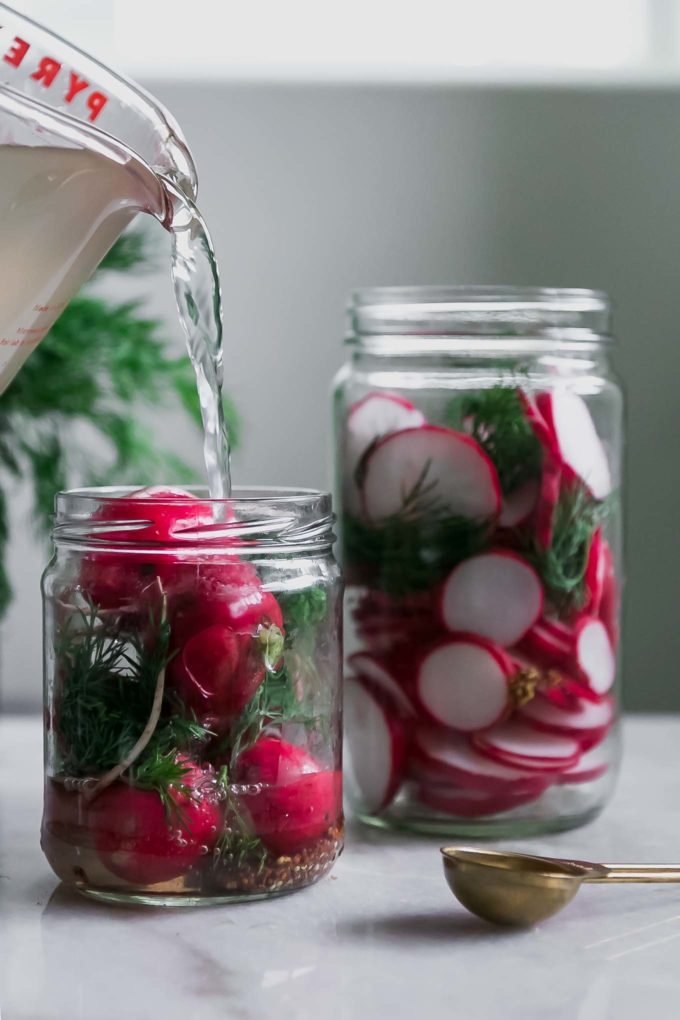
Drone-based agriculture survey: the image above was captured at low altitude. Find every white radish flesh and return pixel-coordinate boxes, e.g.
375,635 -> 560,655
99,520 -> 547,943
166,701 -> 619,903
362,426 -> 501,523
416,639 -> 510,732
440,550 -> 543,646
472,721 -> 582,772
499,479 -> 540,528
412,725 -> 547,792
537,391 -> 611,500
344,393 -> 425,514
575,616 -> 616,695
344,677 -> 406,812
348,652 -> 415,716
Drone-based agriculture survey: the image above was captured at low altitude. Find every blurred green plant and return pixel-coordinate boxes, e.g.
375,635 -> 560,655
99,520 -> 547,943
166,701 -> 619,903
0,232 -> 238,619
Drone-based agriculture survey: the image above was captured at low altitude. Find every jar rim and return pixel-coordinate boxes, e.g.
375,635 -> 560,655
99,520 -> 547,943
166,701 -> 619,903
348,285 -> 611,346
53,486 -> 335,554
57,484 -> 330,507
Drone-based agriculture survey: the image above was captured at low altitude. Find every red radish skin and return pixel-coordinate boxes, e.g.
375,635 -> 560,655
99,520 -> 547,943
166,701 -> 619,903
472,721 -> 582,773
599,543 -> 619,648
534,451 -> 562,550
416,637 -> 513,733
418,781 -> 546,818
79,486 -> 214,610
516,390 -> 562,549
167,562 -> 284,727
361,425 -> 501,523
518,621 -> 573,669
91,761 -> 222,886
583,529 -> 605,615
536,391 -> 612,500
519,693 -> 614,742
440,550 -> 543,647
575,616 -> 616,695
171,624 -> 265,727
344,677 -> 406,812
344,393 -> 426,515
235,737 -> 342,856
556,745 -> 609,785
347,652 -> 415,716
411,725 -> 549,795
499,479 -> 540,528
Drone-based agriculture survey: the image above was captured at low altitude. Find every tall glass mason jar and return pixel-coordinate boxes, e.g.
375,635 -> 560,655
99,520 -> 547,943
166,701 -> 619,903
42,486 -> 343,905
334,287 -> 623,837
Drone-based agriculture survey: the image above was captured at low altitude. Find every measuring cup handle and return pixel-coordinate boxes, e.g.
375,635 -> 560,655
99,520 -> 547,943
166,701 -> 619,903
591,865 -> 680,883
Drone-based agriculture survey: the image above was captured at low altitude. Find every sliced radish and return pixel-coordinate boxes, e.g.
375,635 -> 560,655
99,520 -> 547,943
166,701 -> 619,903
519,621 -> 573,667
583,529 -> 605,615
517,389 -> 558,453
344,393 -> 425,514
416,637 -> 512,732
519,693 -> 614,739
499,479 -> 540,528
472,721 -> 582,772
348,652 -> 415,717
418,780 -> 545,817
599,543 -> 619,648
534,451 -> 562,550
344,677 -> 406,812
412,725 -> 549,793
440,550 -> 543,646
541,617 -> 576,647
536,391 -> 611,500
556,745 -> 609,785
361,426 -> 501,523
575,616 -> 616,695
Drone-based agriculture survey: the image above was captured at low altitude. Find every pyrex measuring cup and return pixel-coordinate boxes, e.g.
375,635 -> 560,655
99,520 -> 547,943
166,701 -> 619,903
0,3 -> 197,393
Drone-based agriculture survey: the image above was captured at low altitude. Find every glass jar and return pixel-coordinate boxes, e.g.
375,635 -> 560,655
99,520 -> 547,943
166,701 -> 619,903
41,486 -> 343,905
334,287 -> 623,837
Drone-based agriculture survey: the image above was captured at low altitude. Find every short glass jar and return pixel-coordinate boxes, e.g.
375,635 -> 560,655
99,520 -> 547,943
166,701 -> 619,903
41,486 -> 343,905
334,287 -> 623,837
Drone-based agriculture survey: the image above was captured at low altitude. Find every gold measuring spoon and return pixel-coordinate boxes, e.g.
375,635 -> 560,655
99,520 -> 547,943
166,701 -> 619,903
441,846 -> 680,927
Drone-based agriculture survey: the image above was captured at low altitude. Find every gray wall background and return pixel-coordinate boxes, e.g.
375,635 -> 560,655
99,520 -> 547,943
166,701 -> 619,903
3,82 -> 680,711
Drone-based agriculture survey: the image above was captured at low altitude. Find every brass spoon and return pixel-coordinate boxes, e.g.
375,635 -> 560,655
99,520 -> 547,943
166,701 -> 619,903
441,846 -> 680,927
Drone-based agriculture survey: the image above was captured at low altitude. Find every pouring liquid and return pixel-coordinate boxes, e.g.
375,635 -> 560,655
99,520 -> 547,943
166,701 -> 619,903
0,144 -> 232,497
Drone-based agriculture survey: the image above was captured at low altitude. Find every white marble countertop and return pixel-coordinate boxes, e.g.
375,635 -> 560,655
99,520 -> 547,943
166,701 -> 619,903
1,715 -> 680,1020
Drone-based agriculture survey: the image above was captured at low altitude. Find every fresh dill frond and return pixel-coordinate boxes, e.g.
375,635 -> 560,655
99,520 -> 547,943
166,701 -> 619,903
523,485 -> 612,615
457,386 -> 543,496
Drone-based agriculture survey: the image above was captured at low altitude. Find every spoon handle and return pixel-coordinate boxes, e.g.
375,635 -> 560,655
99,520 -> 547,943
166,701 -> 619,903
589,865 -> 680,883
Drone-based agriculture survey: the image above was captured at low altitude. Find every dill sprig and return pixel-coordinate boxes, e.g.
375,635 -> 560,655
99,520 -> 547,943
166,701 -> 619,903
212,765 -> 268,872
224,662 -> 305,768
454,386 -> 543,496
522,485 -> 612,615
55,602 -> 210,786
278,587 -> 327,647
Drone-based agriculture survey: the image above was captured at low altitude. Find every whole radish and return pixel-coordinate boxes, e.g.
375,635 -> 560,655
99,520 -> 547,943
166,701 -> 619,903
79,486 -> 213,610
90,759 -> 222,886
235,737 -> 342,856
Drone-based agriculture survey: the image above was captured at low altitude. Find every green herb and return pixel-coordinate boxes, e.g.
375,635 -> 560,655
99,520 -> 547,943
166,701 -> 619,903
55,601 -> 210,784
454,386 -> 543,496
212,765 -> 268,871
225,662 -> 304,768
343,509 -> 491,596
278,587 -> 327,646
0,231 -> 239,619
523,486 -> 611,615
